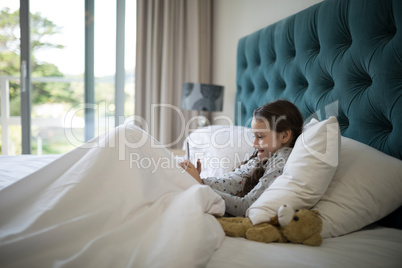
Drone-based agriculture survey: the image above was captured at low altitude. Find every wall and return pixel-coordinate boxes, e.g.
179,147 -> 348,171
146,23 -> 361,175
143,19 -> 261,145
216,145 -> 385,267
211,0 -> 323,124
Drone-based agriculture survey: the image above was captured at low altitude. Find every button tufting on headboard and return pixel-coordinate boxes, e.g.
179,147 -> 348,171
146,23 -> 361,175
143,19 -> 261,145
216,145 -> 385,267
235,0 -> 402,161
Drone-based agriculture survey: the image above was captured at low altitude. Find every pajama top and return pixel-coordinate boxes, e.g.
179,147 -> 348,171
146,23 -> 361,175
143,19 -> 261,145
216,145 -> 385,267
202,147 -> 292,217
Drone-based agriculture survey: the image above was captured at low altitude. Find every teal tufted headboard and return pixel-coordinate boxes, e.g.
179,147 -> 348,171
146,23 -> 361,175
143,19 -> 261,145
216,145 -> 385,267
235,0 -> 402,161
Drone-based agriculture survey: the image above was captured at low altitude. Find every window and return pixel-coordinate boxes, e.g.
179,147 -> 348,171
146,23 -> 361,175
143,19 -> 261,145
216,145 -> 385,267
0,0 -> 135,155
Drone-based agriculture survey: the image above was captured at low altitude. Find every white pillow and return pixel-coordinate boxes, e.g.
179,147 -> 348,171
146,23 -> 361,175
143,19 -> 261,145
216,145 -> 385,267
247,116 -> 340,225
313,136 -> 402,238
182,125 -> 255,178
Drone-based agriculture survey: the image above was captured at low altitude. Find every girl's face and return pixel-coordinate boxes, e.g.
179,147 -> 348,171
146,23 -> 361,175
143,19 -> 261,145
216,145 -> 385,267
251,117 -> 287,160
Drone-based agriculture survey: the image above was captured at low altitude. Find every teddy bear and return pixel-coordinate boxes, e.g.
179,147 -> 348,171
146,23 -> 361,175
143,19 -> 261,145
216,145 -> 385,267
216,205 -> 322,246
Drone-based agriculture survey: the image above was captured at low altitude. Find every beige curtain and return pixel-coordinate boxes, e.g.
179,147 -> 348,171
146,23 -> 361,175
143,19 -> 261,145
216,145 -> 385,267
135,0 -> 212,148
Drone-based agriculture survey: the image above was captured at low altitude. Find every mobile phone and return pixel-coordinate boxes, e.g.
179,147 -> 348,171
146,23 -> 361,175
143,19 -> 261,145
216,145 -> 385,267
186,141 -> 190,160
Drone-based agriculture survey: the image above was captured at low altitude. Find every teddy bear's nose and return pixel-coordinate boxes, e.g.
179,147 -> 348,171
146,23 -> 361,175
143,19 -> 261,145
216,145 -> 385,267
283,204 -> 287,207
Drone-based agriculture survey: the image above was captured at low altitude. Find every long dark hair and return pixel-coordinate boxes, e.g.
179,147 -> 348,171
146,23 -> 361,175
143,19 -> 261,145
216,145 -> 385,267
237,100 -> 303,197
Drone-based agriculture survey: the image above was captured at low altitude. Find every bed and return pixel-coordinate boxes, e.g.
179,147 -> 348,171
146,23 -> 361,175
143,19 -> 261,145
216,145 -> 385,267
1,0 -> 402,267
207,0 -> 402,266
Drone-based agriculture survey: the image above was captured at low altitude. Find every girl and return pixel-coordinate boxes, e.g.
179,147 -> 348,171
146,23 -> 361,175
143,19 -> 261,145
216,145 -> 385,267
180,100 -> 303,216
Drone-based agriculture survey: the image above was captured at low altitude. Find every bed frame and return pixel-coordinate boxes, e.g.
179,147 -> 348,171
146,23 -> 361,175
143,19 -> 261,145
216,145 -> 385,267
235,0 -> 402,225
235,0 -> 401,159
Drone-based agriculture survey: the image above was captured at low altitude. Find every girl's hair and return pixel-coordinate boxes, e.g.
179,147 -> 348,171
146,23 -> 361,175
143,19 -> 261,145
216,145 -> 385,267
237,100 -> 303,197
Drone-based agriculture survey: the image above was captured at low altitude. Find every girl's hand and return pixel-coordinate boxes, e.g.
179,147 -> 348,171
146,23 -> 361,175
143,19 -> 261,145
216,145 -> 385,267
179,159 -> 203,184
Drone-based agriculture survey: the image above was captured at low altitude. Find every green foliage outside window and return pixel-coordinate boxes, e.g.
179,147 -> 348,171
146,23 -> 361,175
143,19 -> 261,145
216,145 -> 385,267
0,7 -> 81,116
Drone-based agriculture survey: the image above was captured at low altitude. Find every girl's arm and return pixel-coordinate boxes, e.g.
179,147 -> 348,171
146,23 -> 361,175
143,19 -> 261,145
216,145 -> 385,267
179,157 -> 250,190
202,162 -> 253,193
213,164 -> 285,217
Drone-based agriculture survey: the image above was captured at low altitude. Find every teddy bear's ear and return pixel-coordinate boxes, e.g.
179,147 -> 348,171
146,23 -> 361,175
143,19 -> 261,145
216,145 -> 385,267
312,210 -> 320,216
269,215 -> 279,226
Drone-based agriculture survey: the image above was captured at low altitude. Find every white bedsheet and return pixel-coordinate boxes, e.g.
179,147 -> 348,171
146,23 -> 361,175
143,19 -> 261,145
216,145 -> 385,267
207,225 -> 402,268
0,125 -> 225,268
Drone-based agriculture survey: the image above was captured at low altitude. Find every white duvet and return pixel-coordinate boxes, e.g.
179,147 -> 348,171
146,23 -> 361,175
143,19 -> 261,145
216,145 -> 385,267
0,125 -> 225,268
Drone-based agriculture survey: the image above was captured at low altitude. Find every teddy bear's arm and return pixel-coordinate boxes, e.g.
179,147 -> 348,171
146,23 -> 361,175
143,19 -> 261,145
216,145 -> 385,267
216,217 -> 253,237
216,217 -> 245,224
245,224 -> 286,243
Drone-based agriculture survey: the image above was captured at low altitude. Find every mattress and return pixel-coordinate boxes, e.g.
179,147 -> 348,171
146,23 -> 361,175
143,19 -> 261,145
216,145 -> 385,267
0,155 -> 60,190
